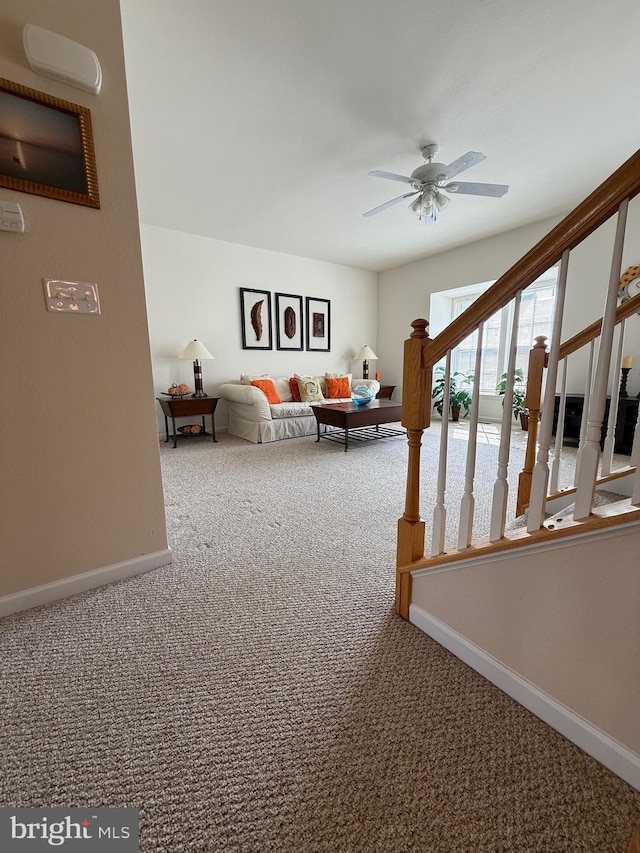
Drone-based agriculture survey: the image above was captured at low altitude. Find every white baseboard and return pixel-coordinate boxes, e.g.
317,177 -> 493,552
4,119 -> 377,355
410,604 -> 640,791
0,549 -> 173,618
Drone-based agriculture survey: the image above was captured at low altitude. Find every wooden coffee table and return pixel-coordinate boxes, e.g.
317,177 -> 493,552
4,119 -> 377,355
311,400 -> 404,451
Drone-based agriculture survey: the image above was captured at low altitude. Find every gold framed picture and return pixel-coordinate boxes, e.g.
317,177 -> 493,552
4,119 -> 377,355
0,77 -> 100,208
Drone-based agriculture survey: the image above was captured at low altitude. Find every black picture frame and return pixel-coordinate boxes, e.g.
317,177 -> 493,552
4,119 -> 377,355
305,296 -> 331,352
240,287 -> 272,350
275,292 -> 304,351
0,77 -> 100,208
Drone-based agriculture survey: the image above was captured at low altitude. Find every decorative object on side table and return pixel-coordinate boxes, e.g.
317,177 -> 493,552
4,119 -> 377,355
354,344 -> 378,379
351,384 -> 375,407
178,424 -> 202,435
620,355 -> 633,397
163,383 -> 190,398
179,339 -> 214,397
432,366 -> 474,421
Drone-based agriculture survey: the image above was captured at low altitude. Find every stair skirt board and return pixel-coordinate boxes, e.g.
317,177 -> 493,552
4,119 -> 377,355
0,549 -> 173,618
410,604 -> 640,792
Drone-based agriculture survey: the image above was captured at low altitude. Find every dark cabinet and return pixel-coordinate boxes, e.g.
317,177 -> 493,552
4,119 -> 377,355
616,397 -> 639,455
552,394 -> 638,455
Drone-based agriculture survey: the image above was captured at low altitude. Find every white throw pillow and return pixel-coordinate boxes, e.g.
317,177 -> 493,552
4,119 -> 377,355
240,373 -> 270,385
272,376 -> 293,402
325,372 -> 352,384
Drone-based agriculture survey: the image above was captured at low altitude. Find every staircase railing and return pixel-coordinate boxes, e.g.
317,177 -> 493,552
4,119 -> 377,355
396,149 -> 640,620
517,291 -> 640,516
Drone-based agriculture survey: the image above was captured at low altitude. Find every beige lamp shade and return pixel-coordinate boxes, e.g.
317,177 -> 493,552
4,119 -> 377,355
354,345 -> 378,361
180,339 -> 214,360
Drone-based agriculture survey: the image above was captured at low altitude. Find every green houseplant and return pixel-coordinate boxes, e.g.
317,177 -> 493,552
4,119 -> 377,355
432,367 -> 474,421
496,368 -> 529,429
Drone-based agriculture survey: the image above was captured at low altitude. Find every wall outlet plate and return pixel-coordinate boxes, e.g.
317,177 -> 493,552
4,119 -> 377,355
44,278 -> 101,314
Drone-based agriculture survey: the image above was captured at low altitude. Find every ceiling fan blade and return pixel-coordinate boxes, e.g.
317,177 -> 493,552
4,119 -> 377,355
362,191 -> 418,218
367,170 -> 415,185
439,151 -> 486,180
445,181 -> 509,198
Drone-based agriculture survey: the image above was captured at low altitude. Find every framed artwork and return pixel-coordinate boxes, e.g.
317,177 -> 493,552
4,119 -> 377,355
305,296 -> 331,352
275,292 -> 304,351
0,77 -> 100,208
240,287 -> 272,349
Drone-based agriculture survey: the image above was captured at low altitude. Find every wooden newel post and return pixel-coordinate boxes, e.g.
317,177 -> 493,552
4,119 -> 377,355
396,318 -> 432,619
516,336 -> 548,516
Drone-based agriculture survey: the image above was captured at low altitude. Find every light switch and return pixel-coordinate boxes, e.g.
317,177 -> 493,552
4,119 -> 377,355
44,278 -> 101,314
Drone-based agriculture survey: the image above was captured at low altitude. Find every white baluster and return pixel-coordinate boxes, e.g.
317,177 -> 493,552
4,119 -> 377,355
630,404 -> 640,506
528,249 -> 570,532
574,339 -> 595,486
490,292 -> 522,542
550,358 -> 567,493
432,352 -> 451,556
458,322 -> 484,549
601,319 -> 625,477
631,412 -> 640,468
574,199 -> 629,520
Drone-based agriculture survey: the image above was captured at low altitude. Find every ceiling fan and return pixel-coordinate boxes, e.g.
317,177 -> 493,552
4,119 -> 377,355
363,144 -> 509,225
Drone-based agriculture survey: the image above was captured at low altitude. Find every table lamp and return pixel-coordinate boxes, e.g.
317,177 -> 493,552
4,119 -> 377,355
180,339 -> 214,397
354,345 -> 378,379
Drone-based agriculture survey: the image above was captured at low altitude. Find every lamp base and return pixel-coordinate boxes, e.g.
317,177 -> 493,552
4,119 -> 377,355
620,367 -> 631,398
192,359 -> 207,398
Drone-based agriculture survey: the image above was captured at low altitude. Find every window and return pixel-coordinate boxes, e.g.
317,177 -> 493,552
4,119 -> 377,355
450,274 -> 557,394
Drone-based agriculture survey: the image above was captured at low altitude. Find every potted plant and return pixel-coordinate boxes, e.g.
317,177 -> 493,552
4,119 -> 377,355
496,368 -> 529,429
432,367 -> 474,421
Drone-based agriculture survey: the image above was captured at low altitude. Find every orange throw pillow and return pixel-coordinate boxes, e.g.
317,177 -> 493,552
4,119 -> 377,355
289,377 -> 302,402
251,379 -> 281,404
325,376 -> 351,399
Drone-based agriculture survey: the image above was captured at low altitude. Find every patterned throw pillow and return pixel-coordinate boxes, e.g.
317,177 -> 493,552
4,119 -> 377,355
251,379 -> 281,404
325,376 -> 351,398
295,374 -> 325,403
289,377 -> 302,402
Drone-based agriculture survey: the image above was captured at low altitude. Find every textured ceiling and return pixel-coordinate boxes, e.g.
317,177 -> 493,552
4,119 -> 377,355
120,0 -> 640,272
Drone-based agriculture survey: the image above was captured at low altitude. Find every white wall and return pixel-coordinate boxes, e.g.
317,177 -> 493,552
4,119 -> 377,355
411,524 -> 640,757
140,225 -> 378,431
1,0 -> 167,598
378,203 -> 640,411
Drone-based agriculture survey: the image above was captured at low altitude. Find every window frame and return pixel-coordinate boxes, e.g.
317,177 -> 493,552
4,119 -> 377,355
447,270 -> 558,396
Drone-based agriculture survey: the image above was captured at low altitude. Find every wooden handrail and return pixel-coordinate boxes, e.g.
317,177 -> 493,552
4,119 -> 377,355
558,291 -> 640,360
423,149 -> 640,367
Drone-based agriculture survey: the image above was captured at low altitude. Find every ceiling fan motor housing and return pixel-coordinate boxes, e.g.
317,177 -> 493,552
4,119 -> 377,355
410,162 -> 449,185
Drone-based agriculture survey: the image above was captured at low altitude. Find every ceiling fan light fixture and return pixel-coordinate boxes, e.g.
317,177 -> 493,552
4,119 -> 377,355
365,145 -> 508,224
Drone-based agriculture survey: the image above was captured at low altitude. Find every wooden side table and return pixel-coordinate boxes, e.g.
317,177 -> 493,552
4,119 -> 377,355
376,384 -> 396,400
156,396 -> 219,448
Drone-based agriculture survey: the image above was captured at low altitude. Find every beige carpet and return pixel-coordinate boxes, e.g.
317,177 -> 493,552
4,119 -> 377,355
1,423 -> 638,852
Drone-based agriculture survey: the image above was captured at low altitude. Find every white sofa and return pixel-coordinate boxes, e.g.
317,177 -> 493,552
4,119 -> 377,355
218,375 -> 380,443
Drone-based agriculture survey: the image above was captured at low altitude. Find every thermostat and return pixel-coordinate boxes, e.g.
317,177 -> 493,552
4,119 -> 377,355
0,201 -> 24,233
